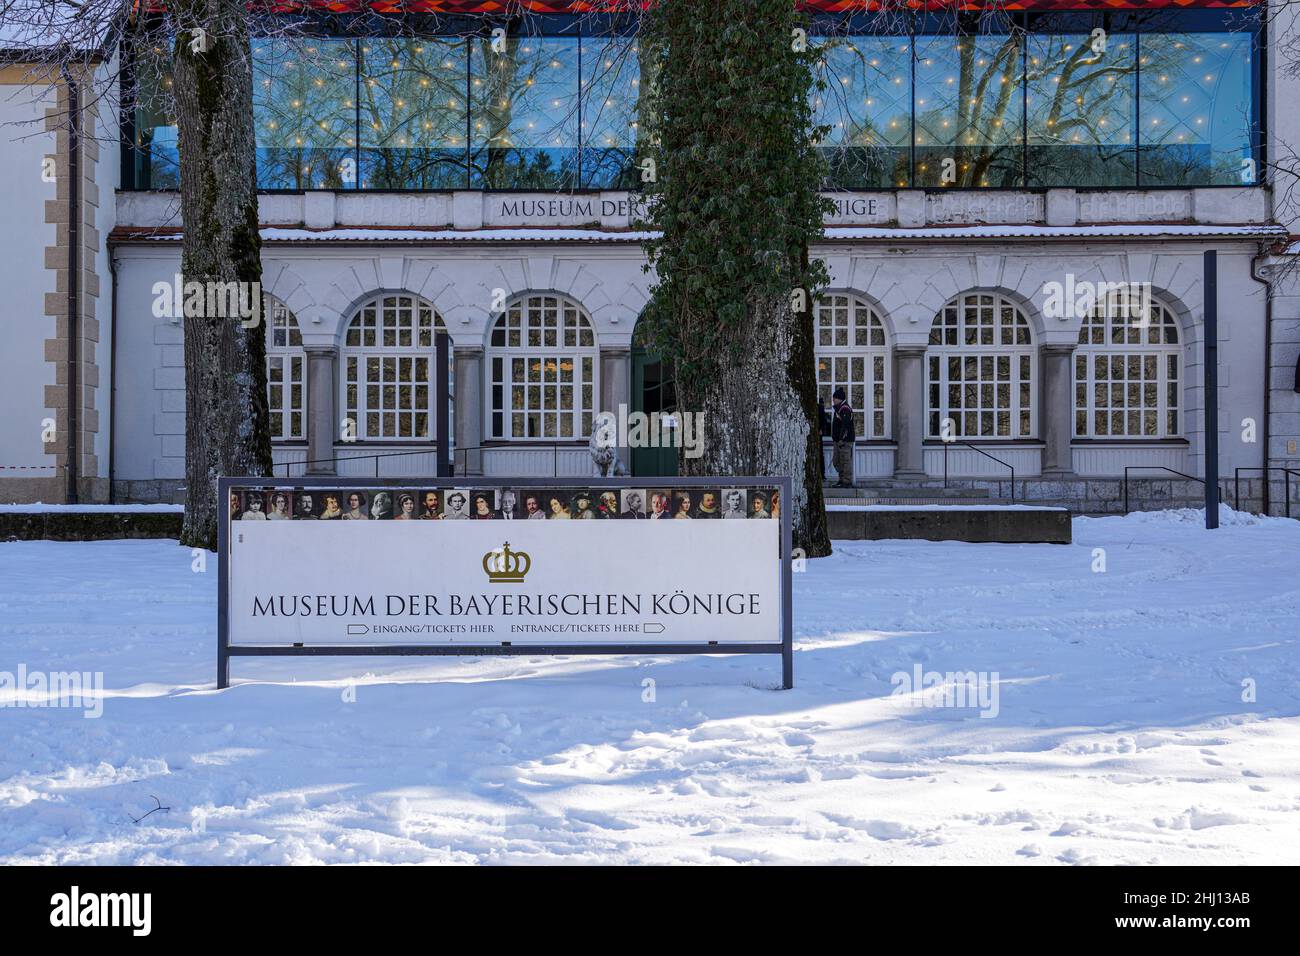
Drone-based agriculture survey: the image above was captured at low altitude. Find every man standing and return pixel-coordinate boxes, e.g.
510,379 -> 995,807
823,386 -> 856,489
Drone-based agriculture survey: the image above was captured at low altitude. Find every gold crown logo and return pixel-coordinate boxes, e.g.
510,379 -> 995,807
482,541 -> 531,584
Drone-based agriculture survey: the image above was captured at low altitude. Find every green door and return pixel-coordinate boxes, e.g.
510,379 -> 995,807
630,346 -> 679,478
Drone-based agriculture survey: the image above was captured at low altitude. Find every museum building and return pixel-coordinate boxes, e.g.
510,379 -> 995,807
1,0 -> 1298,514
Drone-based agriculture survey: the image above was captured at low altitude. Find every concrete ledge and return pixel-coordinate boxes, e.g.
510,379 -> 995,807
0,511 -> 183,541
827,506 -> 1071,544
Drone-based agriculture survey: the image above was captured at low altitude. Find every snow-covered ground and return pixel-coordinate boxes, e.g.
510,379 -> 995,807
1,507 -> 1297,865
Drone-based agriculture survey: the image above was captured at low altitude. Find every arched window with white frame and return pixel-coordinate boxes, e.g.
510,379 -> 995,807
266,298 -> 305,441
814,293 -> 890,439
1074,291 -> 1181,439
341,294 -> 447,442
926,292 -> 1036,439
487,294 -> 598,440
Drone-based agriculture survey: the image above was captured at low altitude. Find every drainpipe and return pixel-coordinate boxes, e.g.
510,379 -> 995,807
108,247 -> 119,503
62,65 -> 80,505
1251,244 -> 1276,515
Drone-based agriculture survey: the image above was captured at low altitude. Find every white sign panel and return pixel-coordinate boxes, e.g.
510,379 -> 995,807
227,509 -> 781,647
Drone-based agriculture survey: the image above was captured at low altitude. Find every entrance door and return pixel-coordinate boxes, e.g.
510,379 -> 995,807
630,345 -> 679,477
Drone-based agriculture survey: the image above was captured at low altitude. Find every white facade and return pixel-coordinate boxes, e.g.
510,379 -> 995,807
102,187 -> 1282,503
2,5 -> 1299,514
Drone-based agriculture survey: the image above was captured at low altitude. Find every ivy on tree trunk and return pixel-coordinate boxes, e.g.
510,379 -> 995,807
638,0 -> 833,556
168,2 -> 272,551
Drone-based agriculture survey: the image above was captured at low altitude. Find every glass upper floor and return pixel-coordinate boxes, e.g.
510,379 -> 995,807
123,5 -> 1264,193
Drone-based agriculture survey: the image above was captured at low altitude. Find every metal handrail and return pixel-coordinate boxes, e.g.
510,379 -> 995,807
274,447 -> 446,478
275,443 -> 583,479
941,440 -> 1017,503
452,443 -> 590,477
1122,465 -> 1205,514
1233,466 -> 1300,519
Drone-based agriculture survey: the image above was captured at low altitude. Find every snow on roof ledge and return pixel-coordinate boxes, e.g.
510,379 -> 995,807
0,0 -> 118,56
116,223 -> 1288,245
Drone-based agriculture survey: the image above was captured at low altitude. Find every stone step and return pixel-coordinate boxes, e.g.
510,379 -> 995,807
827,496 -> 1017,507
823,484 -> 992,499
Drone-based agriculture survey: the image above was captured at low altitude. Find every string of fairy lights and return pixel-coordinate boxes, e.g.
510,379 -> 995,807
246,37 -> 641,180
807,30 -> 1252,186
142,27 -> 1251,188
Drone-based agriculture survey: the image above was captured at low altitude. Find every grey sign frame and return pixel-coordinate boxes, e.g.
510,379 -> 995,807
217,475 -> 794,690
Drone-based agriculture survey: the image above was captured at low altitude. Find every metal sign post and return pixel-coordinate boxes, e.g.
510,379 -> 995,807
1204,250 -> 1220,529
217,476 -> 794,691
435,331 -> 451,479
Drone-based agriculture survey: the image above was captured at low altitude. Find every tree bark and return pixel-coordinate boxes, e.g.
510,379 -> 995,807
677,289 -> 830,555
169,3 -> 272,551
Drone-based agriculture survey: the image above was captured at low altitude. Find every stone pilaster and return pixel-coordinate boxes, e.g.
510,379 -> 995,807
1039,344 -> 1077,479
304,347 -> 337,476
454,346 -> 484,475
893,346 -> 927,478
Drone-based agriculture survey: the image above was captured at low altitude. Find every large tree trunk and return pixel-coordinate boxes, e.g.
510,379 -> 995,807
639,0 -> 832,556
170,2 -> 271,550
677,290 -> 830,555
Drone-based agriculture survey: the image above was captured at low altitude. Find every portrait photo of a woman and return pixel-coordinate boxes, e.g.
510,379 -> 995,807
344,492 -> 368,520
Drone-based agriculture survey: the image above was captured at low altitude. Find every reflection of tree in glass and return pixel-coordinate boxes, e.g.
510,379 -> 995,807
811,33 -> 911,188
471,34 -> 579,189
357,37 -> 468,190
1027,33 -> 1136,185
915,30 -> 1023,187
580,35 -> 644,189
1136,33 -> 1255,186
130,40 -> 180,189
253,40 -> 354,189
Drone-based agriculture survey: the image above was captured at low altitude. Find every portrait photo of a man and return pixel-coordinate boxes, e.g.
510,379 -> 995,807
648,491 -> 671,519
523,493 -> 546,519
444,490 -> 470,519
573,491 -> 597,519
597,491 -> 619,519
695,490 -> 721,518
319,493 -> 344,520
620,489 -> 647,518
370,491 -> 393,520
420,490 -> 442,519
497,490 -> 518,519
721,488 -> 747,519
296,492 -> 318,519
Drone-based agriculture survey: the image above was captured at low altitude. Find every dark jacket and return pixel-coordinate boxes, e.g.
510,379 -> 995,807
824,400 -> 856,443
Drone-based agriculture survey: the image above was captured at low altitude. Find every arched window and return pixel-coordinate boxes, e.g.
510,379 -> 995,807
814,294 -> 890,439
1074,291 -> 1181,439
341,294 -> 446,441
926,292 -> 1035,439
488,294 -> 597,440
266,299 -> 304,441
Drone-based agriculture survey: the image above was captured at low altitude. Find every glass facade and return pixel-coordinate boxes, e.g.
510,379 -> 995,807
125,10 -> 1260,192
1026,32 -> 1137,187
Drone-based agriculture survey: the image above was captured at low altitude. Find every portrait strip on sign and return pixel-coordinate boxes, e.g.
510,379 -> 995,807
218,477 -> 792,688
